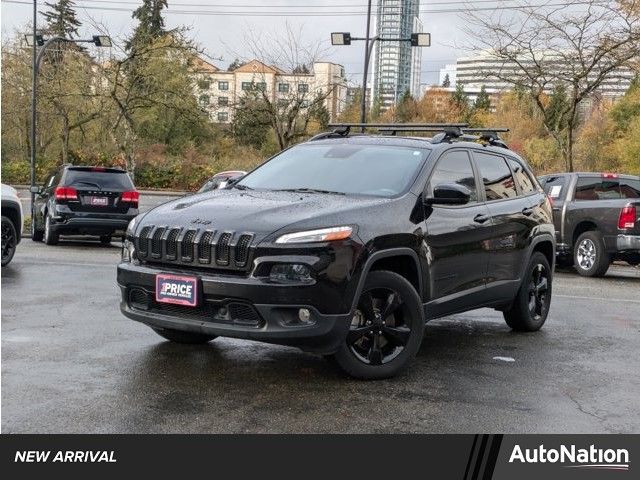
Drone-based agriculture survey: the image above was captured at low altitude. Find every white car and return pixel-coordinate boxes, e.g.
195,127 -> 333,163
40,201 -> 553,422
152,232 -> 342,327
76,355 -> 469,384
1,183 -> 23,266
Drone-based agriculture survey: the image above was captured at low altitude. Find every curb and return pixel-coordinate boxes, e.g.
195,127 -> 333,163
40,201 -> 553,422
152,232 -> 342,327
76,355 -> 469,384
13,185 -> 188,197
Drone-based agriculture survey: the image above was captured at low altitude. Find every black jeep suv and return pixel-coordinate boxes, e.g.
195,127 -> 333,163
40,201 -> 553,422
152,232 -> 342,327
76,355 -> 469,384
118,124 -> 555,379
32,165 -> 139,245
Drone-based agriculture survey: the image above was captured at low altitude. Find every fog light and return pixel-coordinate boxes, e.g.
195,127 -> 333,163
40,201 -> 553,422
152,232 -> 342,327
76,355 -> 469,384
298,308 -> 311,323
269,264 -> 312,283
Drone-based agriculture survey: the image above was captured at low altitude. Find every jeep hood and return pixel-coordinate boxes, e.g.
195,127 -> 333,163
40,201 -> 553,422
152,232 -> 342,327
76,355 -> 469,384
137,189 -> 392,242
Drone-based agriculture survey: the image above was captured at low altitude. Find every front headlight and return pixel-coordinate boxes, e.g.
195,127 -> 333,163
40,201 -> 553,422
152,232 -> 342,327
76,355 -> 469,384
126,216 -> 138,238
275,226 -> 353,244
121,238 -> 136,263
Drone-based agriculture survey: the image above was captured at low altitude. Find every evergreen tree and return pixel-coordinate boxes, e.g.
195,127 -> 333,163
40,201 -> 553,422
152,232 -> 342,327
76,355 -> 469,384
442,73 -> 451,88
128,0 -> 168,49
396,89 -> 417,122
474,85 -> 491,111
451,83 -> 469,108
227,58 -> 243,71
41,0 -> 81,38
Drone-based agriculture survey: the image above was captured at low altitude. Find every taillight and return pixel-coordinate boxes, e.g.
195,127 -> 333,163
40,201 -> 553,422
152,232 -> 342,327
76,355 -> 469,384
122,190 -> 139,208
54,186 -> 78,201
547,194 -> 554,207
618,205 -> 636,230
602,173 -> 619,179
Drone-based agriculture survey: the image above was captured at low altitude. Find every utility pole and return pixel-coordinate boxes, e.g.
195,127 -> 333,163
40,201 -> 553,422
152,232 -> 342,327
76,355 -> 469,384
30,0 -> 37,231
360,0 -> 373,130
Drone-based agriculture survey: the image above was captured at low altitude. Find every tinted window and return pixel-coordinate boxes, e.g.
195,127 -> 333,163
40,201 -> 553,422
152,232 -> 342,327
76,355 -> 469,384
541,175 -> 566,199
428,150 -> 477,202
475,152 -> 518,200
64,169 -> 134,190
574,177 -> 620,200
238,144 -> 430,197
507,157 -> 536,195
620,178 -> 640,199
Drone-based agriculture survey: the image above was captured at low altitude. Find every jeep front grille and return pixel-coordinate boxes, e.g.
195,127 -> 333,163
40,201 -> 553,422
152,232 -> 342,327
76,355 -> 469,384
135,225 -> 254,272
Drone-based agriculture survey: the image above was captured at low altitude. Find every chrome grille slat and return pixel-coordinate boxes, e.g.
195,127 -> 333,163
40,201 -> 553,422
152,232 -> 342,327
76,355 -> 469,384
181,230 -> 197,262
216,232 -> 232,266
198,231 -> 215,264
151,227 -> 165,258
137,226 -> 152,257
235,234 -> 253,267
165,228 -> 180,259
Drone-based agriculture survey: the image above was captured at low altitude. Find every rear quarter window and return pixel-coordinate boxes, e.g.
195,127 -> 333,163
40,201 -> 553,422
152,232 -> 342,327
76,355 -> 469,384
574,177 -> 621,200
620,178 -> 640,199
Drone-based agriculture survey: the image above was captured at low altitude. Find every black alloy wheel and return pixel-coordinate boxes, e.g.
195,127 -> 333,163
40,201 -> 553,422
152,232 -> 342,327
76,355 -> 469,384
1,216 -> 17,266
527,263 -> 549,322
330,270 -> 424,379
347,288 -> 411,366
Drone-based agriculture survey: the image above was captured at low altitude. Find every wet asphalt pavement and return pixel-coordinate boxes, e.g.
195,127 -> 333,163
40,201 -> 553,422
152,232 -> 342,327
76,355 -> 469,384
2,239 -> 639,433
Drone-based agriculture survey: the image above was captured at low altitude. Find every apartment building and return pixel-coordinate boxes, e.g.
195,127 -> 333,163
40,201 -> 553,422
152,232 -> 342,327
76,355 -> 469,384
191,57 -> 348,123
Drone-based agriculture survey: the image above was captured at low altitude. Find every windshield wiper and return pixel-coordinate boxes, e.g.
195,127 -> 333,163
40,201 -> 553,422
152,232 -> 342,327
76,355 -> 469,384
275,188 -> 346,195
233,184 -> 253,191
72,181 -> 102,190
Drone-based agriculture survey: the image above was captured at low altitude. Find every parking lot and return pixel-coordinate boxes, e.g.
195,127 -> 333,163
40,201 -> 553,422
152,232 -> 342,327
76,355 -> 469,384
2,216 -> 640,433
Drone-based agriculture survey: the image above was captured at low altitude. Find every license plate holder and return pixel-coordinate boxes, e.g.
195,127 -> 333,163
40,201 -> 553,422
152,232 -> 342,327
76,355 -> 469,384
155,274 -> 199,307
90,196 -> 109,206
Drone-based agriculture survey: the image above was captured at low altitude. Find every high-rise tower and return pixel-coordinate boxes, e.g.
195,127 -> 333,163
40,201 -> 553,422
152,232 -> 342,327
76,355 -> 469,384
372,0 -> 421,111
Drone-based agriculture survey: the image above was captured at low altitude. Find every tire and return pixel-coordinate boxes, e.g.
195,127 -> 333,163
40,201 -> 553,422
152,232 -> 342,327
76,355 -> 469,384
43,214 -> 59,246
31,217 -> 44,242
1,216 -> 17,267
503,252 -> 552,332
573,231 -> 609,277
152,327 -> 217,344
329,270 -> 425,380
100,235 -> 112,245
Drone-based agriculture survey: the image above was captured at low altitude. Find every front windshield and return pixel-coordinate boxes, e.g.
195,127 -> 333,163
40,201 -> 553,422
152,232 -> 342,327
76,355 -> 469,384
236,143 -> 430,197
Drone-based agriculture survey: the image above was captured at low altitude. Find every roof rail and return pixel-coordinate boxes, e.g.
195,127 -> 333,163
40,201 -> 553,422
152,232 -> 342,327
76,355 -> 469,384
309,124 -> 353,141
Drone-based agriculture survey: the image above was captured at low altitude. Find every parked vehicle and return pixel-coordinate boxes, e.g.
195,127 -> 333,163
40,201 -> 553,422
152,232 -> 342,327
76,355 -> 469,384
1,183 -> 23,267
118,124 -> 555,379
198,171 -> 246,193
32,165 -> 139,245
538,172 -> 640,276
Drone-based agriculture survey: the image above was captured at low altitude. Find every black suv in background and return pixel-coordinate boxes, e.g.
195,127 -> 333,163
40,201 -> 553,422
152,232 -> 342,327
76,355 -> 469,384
118,124 -> 555,379
539,172 -> 640,276
32,166 -> 139,245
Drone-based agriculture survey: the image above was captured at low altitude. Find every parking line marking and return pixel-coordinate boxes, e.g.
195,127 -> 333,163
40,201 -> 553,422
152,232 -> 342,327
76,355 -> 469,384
555,294 -> 640,304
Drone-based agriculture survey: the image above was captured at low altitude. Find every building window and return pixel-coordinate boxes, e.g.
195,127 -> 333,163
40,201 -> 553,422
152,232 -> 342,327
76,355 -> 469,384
241,82 -> 252,91
218,96 -> 228,106
197,79 -> 211,89
217,111 -> 229,122
278,83 -> 290,93
198,94 -> 210,106
218,81 -> 229,91
255,82 -> 266,91
298,83 -> 309,93
242,81 -> 266,91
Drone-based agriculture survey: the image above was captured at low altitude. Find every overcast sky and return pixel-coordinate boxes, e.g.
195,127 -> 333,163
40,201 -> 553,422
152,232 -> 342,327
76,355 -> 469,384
0,0 -> 479,86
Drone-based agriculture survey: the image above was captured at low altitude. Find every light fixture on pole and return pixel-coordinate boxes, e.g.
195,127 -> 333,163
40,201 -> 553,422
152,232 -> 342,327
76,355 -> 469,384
331,22 -> 431,128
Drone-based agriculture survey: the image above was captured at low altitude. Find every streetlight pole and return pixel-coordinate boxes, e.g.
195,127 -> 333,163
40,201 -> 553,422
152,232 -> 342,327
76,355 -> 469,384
30,0 -> 37,229
360,0 -> 373,130
27,29 -> 111,233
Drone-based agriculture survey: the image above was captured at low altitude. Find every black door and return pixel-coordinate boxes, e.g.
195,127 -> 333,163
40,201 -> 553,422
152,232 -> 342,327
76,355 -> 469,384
473,151 -> 532,300
423,149 -> 493,318
34,170 -> 59,230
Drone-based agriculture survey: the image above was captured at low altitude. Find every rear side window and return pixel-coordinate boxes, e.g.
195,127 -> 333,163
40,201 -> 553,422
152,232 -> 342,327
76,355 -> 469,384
541,175 -> 566,199
474,152 -> 518,201
620,178 -> 640,199
64,169 -> 134,190
506,157 -> 536,195
574,177 -> 620,200
428,150 -> 478,202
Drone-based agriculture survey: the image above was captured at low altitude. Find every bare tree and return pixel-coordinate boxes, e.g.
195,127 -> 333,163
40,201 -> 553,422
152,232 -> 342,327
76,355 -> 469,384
464,0 -> 640,171
230,23 -> 337,149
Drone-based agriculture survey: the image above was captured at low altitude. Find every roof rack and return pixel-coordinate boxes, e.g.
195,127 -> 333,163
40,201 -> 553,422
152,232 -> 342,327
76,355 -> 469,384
315,123 -> 511,149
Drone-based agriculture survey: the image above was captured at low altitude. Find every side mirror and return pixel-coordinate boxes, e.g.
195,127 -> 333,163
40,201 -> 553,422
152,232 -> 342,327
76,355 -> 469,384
425,183 -> 471,206
30,185 -> 43,195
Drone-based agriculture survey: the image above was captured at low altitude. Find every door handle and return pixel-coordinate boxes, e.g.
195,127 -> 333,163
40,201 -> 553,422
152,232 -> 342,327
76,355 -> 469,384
522,207 -> 535,216
474,214 -> 490,224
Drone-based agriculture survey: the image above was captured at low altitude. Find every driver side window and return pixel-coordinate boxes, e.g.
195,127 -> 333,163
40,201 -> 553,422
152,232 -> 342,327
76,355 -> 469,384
427,150 -> 478,203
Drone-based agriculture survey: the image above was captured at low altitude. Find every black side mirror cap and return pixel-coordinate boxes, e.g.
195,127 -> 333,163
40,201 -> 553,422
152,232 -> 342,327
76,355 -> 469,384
425,183 -> 472,206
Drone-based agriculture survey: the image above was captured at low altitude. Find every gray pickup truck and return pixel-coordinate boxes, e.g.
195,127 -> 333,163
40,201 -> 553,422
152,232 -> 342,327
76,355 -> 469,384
538,172 -> 640,277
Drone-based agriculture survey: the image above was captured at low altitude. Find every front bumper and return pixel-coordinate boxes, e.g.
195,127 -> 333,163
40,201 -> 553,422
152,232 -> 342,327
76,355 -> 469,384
117,262 -> 353,354
616,234 -> 640,252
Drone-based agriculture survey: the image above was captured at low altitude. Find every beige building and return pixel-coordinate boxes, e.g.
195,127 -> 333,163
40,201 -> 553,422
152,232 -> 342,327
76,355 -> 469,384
191,57 -> 348,123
